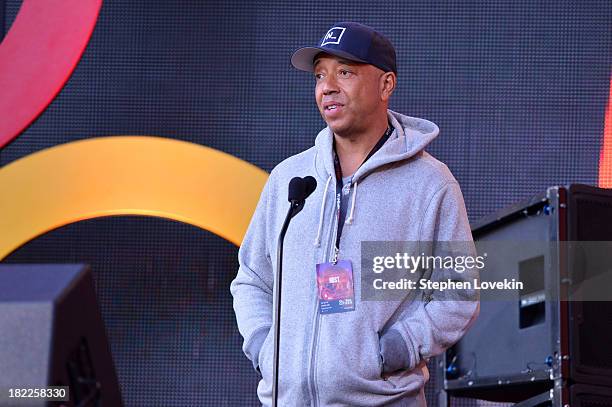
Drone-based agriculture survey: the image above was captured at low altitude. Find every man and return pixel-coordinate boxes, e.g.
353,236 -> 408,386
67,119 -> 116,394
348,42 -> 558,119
230,22 -> 479,406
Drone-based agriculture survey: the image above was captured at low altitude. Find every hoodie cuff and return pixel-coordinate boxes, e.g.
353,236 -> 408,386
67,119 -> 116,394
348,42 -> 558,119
245,326 -> 270,373
379,328 -> 412,373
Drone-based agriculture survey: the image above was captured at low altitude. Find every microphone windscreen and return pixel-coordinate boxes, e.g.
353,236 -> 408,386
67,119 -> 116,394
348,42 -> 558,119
302,176 -> 317,199
288,177 -> 305,202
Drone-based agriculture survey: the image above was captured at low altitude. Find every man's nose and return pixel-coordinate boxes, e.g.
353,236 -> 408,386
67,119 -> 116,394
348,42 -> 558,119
321,75 -> 339,95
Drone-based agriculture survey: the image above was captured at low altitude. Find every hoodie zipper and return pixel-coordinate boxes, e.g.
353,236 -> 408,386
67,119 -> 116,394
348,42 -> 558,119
307,181 -> 340,407
307,126 -> 390,405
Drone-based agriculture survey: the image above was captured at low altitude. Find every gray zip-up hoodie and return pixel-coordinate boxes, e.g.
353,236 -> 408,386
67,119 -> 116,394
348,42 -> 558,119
230,109 -> 479,406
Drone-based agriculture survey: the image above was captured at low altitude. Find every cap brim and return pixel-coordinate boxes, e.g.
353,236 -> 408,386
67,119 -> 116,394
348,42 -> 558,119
291,46 -> 369,72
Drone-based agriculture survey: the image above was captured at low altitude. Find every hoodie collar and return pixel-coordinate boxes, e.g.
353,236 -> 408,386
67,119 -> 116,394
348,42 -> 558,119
314,109 -> 440,184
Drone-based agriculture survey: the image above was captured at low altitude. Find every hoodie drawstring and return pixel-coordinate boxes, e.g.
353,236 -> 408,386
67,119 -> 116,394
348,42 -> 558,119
314,175 -> 360,246
345,180 -> 358,224
314,175 -> 333,247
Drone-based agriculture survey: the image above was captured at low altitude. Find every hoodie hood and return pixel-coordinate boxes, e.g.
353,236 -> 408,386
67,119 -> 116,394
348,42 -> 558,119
314,109 -> 439,183
311,109 -> 440,238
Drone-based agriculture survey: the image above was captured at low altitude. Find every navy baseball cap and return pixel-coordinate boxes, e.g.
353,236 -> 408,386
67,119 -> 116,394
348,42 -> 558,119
291,22 -> 397,74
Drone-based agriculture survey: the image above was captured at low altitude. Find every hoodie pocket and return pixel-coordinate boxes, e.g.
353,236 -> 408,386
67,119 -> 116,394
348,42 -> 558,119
384,360 -> 429,392
257,330 -> 274,379
373,331 -> 384,379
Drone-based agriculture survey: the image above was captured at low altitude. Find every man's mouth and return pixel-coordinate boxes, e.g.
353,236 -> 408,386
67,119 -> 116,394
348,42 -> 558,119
323,102 -> 344,115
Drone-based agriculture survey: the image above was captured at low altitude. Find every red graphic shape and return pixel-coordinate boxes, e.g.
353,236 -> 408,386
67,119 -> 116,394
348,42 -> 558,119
599,75 -> 612,188
0,0 -> 102,148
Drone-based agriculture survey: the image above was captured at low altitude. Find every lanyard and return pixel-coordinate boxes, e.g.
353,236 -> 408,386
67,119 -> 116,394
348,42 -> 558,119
331,124 -> 394,263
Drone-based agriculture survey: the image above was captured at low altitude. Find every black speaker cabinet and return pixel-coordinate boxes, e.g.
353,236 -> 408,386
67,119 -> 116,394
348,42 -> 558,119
0,264 -> 123,406
444,184 -> 612,404
513,383 -> 612,407
567,384 -> 612,407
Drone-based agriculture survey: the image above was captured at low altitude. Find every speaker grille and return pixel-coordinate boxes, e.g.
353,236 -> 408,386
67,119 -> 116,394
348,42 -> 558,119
578,302 -> 612,370
580,401 -> 612,407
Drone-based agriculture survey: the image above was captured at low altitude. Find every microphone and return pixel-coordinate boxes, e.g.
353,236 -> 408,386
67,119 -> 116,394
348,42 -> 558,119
288,176 -> 317,203
272,176 -> 317,407
286,176 -> 317,219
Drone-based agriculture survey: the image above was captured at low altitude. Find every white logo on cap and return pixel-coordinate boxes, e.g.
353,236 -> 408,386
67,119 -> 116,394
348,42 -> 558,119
321,27 -> 346,46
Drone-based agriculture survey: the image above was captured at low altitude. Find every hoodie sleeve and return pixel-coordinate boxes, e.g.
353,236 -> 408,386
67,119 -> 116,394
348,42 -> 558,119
230,176 -> 275,372
380,181 -> 480,373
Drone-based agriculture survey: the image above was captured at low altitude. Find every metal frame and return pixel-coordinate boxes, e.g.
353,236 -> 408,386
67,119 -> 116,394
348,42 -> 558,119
547,186 -> 569,407
512,389 -> 553,407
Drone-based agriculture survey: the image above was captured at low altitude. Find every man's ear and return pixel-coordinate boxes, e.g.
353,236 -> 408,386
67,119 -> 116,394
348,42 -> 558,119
380,72 -> 397,101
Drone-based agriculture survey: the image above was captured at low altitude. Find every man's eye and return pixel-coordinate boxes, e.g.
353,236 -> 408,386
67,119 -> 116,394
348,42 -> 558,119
314,73 -> 324,81
338,70 -> 352,78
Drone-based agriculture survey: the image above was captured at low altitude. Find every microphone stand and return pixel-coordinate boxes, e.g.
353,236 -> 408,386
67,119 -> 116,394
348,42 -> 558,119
271,198 -> 304,407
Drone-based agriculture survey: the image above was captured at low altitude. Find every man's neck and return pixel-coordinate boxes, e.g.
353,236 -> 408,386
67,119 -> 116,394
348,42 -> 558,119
334,115 -> 389,177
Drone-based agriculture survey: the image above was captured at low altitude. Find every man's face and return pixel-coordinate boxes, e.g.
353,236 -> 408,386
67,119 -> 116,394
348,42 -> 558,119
313,53 -> 387,137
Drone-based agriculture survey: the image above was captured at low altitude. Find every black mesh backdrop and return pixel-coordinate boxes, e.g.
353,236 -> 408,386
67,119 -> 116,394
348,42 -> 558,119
1,1 -> 611,406
0,1 -> 4,43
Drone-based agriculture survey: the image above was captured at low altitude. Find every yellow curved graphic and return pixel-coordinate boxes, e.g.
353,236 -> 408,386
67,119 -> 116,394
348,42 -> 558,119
0,136 -> 268,259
